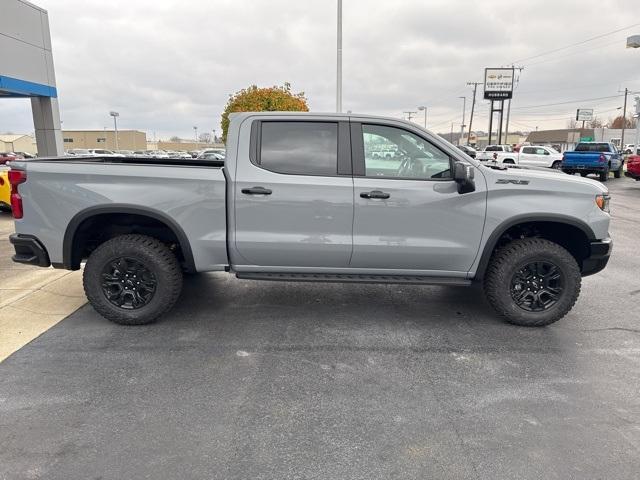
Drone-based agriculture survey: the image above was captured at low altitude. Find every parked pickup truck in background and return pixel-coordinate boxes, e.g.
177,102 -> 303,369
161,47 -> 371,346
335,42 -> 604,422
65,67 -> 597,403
478,145 -> 563,169
476,144 -> 513,162
561,142 -> 624,182
8,112 -> 613,328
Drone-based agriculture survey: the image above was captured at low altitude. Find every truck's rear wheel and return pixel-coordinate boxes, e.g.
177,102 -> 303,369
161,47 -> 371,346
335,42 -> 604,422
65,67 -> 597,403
83,234 -> 183,325
484,238 -> 581,327
599,169 -> 609,182
614,162 -> 623,178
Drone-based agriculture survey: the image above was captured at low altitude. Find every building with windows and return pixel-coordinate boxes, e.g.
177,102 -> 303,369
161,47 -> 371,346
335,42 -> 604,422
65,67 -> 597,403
61,130 -> 147,151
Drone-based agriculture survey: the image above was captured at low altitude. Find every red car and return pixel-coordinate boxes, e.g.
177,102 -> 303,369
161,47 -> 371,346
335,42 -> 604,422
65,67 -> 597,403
0,152 -> 23,165
626,154 -> 640,181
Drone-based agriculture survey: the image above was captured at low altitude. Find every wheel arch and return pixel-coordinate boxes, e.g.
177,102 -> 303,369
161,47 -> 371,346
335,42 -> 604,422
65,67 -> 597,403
474,215 -> 595,279
62,204 -> 196,272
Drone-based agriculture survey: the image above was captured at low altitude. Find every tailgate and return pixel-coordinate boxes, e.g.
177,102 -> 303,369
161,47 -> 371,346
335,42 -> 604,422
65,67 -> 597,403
562,152 -> 600,166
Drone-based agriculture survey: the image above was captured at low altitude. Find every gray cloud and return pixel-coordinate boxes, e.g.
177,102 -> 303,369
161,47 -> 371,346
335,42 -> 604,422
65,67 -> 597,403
1,0 -> 639,139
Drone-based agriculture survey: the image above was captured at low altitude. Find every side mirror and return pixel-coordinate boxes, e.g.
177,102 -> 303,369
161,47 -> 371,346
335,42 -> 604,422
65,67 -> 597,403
454,161 -> 475,194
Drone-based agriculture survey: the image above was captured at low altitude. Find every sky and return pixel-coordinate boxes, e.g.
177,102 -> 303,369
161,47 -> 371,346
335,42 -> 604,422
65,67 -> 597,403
1,0 -> 639,140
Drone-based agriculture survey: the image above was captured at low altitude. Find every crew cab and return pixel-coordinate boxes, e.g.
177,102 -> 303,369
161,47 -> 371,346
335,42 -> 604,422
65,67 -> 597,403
477,145 -> 563,169
562,142 -> 624,182
8,112 -> 613,328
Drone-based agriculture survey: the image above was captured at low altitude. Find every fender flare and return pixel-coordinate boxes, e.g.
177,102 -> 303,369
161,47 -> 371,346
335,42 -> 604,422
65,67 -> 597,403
473,214 -> 596,279
62,204 -> 196,272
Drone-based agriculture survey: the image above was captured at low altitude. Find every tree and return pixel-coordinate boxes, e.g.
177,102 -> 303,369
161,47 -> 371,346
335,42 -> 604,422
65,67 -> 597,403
169,135 -> 180,142
609,115 -> 637,129
567,118 -> 577,129
221,83 -> 309,142
198,132 -> 212,143
589,117 -> 604,128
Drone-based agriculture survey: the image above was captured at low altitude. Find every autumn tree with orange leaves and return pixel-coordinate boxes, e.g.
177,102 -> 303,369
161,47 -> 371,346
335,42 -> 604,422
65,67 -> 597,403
221,83 -> 309,142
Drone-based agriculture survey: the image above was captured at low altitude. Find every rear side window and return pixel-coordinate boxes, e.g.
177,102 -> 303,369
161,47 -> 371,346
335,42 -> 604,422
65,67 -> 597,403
522,147 -> 535,154
575,143 -> 610,152
258,122 -> 338,176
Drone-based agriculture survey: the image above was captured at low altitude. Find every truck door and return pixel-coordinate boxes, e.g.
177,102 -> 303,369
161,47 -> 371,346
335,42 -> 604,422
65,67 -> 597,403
350,122 -> 486,274
233,119 -> 354,268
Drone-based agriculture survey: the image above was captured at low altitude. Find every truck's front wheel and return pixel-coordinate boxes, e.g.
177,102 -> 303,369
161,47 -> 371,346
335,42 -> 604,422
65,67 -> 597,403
83,234 -> 183,325
484,238 -> 581,327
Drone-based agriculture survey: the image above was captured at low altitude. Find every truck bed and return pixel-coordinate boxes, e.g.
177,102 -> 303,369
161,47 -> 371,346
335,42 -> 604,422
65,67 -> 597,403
10,156 -> 229,271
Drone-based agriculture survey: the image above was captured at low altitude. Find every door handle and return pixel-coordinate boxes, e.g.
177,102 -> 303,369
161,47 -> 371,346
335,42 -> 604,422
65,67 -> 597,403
241,186 -> 272,195
360,190 -> 390,199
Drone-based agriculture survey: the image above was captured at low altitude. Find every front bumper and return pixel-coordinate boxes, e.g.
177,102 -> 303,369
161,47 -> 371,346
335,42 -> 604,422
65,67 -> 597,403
10,234 -> 51,267
581,237 -> 612,277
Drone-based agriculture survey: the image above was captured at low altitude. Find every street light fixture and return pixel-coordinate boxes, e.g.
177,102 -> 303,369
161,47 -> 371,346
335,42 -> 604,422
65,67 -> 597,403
109,111 -> 119,151
417,106 -> 427,129
627,35 -> 640,48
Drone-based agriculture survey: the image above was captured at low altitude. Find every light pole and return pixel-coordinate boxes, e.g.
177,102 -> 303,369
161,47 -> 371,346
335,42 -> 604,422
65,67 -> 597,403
193,126 -> 198,147
109,111 -> 119,151
417,106 -> 427,129
458,96 -> 466,146
627,36 -> 639,153
336,0 -> 342,113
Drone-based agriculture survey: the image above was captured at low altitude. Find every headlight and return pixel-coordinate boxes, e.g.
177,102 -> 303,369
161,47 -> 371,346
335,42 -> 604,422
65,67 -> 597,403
595,193 -> 610,213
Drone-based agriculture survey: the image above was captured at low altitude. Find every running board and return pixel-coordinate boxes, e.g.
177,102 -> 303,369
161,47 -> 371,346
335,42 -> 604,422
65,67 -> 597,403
235,272 -> 472,286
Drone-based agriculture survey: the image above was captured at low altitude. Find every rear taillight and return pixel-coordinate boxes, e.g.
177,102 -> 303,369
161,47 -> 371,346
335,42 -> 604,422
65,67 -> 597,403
8,170 -> 27,219
599,154 -> 606,163
493,152 -> 498,160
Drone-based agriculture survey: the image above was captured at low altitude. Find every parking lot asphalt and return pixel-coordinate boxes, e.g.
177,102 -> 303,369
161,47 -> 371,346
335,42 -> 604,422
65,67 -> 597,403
1,177 -> 640,480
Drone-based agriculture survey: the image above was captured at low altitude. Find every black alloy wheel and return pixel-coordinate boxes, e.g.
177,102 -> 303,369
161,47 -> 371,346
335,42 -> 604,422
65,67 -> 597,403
101,256 -> 157,309
510,261 -> 563,312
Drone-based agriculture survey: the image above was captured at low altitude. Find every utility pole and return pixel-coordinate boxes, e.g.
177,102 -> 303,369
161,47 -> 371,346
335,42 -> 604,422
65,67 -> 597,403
458,96 -> 466,146
466,82 -> 482,146
336,0 -> 342,113
621,88 -> 629,150
450,122 -> 454,144
504,65 -> 524,144
634,96 -> 640,154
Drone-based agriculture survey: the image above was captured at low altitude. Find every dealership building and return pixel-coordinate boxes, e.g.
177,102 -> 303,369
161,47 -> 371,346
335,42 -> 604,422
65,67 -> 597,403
1,0 -> 63,156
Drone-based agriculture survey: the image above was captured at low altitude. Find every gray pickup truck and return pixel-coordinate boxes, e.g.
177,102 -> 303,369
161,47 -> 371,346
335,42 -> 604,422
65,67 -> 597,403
8,112 -> 612,327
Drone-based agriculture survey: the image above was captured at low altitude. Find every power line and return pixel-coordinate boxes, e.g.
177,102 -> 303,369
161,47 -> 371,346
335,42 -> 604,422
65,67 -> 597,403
510,23 -> 640,64
511,94 -> 624,110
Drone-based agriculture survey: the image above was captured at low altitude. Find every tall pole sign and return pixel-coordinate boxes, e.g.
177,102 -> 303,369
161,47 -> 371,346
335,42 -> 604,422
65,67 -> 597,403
484,68 -> 514,145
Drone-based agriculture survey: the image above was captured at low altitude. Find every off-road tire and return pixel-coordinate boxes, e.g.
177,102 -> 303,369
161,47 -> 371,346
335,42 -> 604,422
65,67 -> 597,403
484,238 -> 581,327
599,169 -> 609,182
83,234 -> 183,325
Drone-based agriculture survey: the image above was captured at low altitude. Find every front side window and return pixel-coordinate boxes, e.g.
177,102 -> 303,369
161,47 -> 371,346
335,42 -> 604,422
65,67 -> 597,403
362,124 -> 451,179
259,122 -> 338,176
